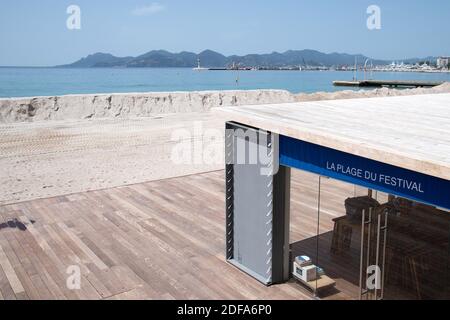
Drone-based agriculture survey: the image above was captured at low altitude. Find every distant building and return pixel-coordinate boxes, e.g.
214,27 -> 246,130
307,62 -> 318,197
437,56 -> 450,68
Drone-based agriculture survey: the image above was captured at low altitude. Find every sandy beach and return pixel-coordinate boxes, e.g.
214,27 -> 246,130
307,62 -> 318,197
1,84 -> 449,205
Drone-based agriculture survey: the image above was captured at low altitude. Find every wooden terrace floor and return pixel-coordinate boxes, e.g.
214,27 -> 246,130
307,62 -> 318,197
0,170 -> 334,300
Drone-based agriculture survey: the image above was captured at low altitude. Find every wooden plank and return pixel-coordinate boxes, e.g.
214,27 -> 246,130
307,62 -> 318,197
17,216 -> 81,299
6,228 -> 63,300
57,222 -> 109,271
43,224 -> 102,299
0,241 -> 25,295
0,261 -> 17,300
2,235 -> 41,300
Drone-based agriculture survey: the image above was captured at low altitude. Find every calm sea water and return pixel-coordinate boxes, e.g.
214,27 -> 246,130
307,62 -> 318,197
0,67 -> 449,98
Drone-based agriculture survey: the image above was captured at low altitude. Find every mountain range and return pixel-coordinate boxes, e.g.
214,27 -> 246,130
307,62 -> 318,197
57,49 -> 438,68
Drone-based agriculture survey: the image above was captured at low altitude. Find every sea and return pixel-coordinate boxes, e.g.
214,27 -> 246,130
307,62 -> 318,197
0,67 -> 449,98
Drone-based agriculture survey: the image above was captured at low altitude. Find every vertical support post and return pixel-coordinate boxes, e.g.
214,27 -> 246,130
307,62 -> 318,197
225,121 -> 290,285
225,123 -> 234,261
272,166 -> 291,283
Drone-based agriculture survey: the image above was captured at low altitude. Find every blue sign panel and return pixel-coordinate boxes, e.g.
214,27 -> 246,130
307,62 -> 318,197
280,135 -> 450,210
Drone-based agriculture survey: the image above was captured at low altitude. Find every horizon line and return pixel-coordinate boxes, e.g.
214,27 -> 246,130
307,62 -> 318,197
0,48 -> 444,68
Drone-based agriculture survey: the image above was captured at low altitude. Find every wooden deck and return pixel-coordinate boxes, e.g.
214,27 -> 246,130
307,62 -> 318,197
0,170 -> 323,300
4,168 -> 444,300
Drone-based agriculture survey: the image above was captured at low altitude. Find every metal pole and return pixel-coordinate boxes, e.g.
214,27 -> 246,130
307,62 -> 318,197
359,209 -> 366,300
375,212 -> 381,300
380,210 -> 388,300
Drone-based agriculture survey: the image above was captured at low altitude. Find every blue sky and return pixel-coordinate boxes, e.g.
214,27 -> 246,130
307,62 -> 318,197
0,0 -> 449,66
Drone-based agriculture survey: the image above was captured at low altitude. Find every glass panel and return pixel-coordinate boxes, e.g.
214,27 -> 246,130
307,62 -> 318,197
316,176 -> 370,299
378,193 -> 450,300
290,168 -> 450,300
289,169 -> 320,297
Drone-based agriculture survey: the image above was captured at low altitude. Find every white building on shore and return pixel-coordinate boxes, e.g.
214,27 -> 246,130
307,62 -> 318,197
437,56 -> 449,69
